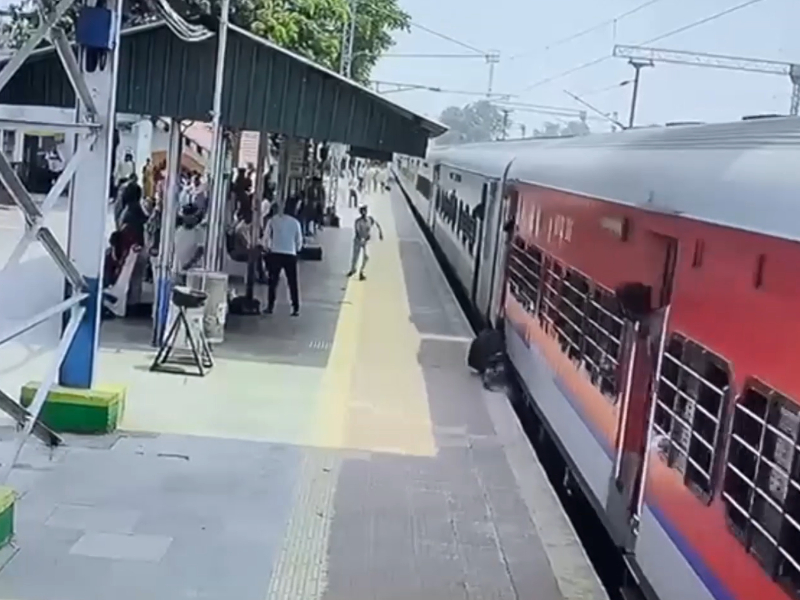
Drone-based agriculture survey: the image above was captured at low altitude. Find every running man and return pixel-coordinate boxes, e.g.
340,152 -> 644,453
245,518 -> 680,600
347,205 -> 384,280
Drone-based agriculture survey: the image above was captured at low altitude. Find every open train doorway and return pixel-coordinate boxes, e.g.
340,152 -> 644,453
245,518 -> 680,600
606,232 -> 678,549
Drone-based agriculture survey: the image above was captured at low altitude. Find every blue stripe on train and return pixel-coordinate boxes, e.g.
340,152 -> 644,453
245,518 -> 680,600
510,325 -> 737,600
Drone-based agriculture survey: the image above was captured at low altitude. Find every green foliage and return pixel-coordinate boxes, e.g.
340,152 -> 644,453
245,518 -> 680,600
244,0 -> 408,83
436,100 -> 510,145
532,119 -> 590,138
1,0 -> 409,85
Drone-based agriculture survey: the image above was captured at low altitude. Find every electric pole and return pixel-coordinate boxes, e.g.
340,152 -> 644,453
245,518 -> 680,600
627,59 -> 653,129
329,0 -> 358,212
486,51 -> 500,97
343,0 -> 357,78
501,109 -> 510,140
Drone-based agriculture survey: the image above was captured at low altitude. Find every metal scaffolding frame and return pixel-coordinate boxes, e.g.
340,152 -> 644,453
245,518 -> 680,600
614,44 -> 800,117
0,0 -> 118,480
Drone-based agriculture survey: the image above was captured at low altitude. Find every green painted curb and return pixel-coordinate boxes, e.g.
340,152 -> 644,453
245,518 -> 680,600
20,382 -> 126,434
0,487 -> 15,549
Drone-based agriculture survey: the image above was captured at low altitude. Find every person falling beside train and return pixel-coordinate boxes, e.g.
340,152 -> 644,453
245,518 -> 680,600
347,205 -> 383,281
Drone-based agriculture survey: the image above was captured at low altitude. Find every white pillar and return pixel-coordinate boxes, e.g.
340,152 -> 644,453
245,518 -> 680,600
59,1 -> 123,388
12,130 -> 23,163
204,0 -> 231,272
152,119 -> 182,346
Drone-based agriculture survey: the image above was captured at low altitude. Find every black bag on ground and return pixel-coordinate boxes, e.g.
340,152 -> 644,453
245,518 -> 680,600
299,245 -> 323,261
467,328 -> 504,374
229,295 -> 261,315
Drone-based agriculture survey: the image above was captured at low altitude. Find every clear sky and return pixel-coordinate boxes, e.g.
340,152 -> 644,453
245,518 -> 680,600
371,0 -> 797,134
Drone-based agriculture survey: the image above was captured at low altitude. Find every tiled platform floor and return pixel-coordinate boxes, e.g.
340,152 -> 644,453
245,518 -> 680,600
0,185 -> 607,600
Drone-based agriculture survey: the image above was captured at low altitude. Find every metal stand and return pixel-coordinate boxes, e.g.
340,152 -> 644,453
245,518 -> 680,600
150,288 -> 214,377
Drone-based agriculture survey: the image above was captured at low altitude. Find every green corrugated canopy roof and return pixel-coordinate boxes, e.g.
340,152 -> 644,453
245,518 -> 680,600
0,21 -> 446,157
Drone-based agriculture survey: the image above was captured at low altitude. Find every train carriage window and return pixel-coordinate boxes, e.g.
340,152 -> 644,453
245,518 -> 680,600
416,175 -> 432,200
723,381 -> 800,594
583,287 -> 625,401
539,259 -> 564,331
549,269 -> 589,362
653,334 -> 729,502
507,240 -> 542,313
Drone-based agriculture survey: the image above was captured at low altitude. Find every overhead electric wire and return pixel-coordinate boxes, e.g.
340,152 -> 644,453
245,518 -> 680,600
509,0 -> 662,61
639,0 -> 763,45
407,19 -> 486,55
149,0 -> 214,42
518,0 -> 767,92
380,52 -> 487,59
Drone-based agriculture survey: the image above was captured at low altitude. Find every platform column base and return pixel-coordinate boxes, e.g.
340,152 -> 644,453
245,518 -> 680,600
20,382 -> 126,435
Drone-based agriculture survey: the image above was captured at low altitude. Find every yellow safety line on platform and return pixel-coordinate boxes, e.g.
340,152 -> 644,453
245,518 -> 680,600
266,194 -> 437,600
310,196 -> 435,456
310,267 -> 365,449
343,198 -> 435,457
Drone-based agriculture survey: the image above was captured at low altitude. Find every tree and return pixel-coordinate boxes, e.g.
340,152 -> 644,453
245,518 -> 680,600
436,100 -> 510,145
245,0 -> 408,84
1,0 -> 409,85
532,119 -> 590,138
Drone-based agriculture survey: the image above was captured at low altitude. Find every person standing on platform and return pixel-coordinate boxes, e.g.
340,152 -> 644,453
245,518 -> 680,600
142,158 -> 154,201
262,204 -> 304,316
347,205 -> 383,281
348,169 -> 359,208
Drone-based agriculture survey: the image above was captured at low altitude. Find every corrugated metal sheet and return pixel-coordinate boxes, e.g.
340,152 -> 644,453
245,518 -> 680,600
0,23 -> 444,157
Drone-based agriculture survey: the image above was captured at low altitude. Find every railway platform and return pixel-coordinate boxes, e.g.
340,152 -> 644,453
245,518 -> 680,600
0,186 -> 607,600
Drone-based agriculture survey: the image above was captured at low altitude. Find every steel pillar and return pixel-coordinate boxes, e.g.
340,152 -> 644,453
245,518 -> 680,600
245,132 -> 269,301
627,59 -> 652,129
275,138 -> 290,214
152,119 -> 183,346
60,0 -> 124,388
0,0 -> 121,473
790,65 -> 800,116
204,0 -> 231,272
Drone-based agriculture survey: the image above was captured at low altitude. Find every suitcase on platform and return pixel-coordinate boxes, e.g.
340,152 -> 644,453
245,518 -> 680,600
300,245 -> 323,261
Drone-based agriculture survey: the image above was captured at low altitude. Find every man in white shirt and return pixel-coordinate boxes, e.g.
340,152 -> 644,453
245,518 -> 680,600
173,204 -> 206,276
347,205 -> 383,281
115,152 -> 135,188
348,170 -> 359,208
262,205 -> 304,316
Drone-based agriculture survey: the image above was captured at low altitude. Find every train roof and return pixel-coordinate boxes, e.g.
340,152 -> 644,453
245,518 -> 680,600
431,117 -> 800,243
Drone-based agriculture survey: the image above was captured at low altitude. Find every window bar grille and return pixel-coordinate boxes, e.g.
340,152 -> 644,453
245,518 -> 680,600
723,391 -> 800,585
654,344 -> 725,498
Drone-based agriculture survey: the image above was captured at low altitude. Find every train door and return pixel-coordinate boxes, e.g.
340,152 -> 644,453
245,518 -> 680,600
473,180 -> 499,316
487,185 -> 519,326
485,163 -> 517,326
606,233 -> 678,549
428,165 -> 440,228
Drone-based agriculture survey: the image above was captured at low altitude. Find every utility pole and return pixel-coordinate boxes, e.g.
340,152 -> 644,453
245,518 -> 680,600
342,0 -> 357,78
486,51 -> 500,97
501,109 -> 510,140
204,0 -> 231,271
627,59 -> 653,129
519,123 -> 526,138
329,0 -> 357,212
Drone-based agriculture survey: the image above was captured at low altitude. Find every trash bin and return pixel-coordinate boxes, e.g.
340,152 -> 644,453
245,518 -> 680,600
186,270 -> 229,344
